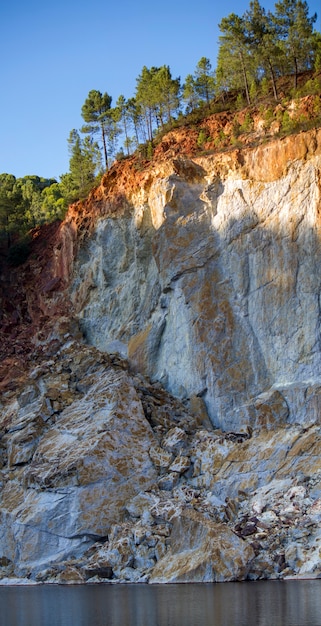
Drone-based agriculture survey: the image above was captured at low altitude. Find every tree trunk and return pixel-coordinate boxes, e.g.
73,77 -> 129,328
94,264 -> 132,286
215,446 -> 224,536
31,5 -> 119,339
239,50 -> 251,105
147,110 -> 153,143
294,57 -> 299,90
123,118 -> 130,156
101,124 -> 109,170
268,59 -> 278,101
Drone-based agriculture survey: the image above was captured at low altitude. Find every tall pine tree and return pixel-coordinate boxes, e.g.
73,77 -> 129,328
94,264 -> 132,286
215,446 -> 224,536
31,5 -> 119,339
273,0 -> 317,88
65,130 -> 101,201
217,13 -> 253,105
245,0 -> 282,100
81,90 -> 112,170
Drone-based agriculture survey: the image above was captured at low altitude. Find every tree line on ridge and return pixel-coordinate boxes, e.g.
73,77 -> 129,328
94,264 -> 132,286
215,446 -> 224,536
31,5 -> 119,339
0,0 -> 320,260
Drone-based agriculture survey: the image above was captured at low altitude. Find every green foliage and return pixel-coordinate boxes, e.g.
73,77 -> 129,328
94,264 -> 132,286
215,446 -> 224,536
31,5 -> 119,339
0,173 -> 22,243
135,66 -> 159,142
197,128 -> 210,147
280,110 -> 296,133
81,90 -> 113,170
296,76 -> 321,95
217,13 -> 253,105
249,80 -> 258,102
240,112 -> 254,132
216,0 -> 318,103
214,130 -> 228,148
136,140 -> 154,161
263,107 -> 275,128
182,74 -> 199,112
194,57 -> 216,106
63,3 -> 317,161
260,76 -> 270,96
236,93 -> 246,109
232,117 -> 241,137
66,130 -> 102,201
135,65 -> 181,143
0,172 -> 68,247
115,149 -> 126,161
147,141 -> 154,160
116,95 -> 132,156
16,175 -> 60,227
231,136 -> 243,147
273,0 -> 317,88
244,1 -> 282,101
40,183 -> 67,221
313,96 -> 321,116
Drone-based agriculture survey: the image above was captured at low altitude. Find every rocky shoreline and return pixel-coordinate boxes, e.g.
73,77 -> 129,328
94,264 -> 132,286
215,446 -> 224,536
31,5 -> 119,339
0,340 -> 320,584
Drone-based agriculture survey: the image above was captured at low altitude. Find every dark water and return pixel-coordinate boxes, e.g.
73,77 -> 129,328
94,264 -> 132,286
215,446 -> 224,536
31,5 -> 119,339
0,580 -> 321,626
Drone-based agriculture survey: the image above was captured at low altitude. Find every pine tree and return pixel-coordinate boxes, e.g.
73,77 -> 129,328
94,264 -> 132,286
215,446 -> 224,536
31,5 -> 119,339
116,95 -> 131,155
135,66 -> 159,142
105,108 -> 122,163
273,0 -> 317,89
153,65 -> 181,128
245,0 -> 282,100
182,74 -> 199,112
127,98 -> 144,147
218,13 -> 252,105
194,57 -> 215,107
135,65 -> 180,142
81,90 -> 112,170
66,130 -> 101,200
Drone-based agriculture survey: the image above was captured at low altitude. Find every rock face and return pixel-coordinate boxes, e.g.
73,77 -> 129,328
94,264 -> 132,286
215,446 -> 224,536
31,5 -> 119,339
70,129 -> 321,431
0,343 -> 157,578
1,122 -> 321,583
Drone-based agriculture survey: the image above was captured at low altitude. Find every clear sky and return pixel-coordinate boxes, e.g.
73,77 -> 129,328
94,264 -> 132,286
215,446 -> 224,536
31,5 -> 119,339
0,0 -> 320,180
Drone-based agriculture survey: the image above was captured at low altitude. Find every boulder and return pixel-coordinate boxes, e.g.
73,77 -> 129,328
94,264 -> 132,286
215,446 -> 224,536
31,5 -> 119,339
150,509 -> 255,583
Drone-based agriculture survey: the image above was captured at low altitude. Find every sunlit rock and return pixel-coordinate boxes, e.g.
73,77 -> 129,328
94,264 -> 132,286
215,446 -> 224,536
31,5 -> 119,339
71,129 -> 321,431
150,509 -> 255,583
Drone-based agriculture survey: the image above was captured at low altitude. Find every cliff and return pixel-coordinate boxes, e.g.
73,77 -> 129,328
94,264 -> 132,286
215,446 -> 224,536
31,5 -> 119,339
1,105 -> 321,583
70,124 -> 321,431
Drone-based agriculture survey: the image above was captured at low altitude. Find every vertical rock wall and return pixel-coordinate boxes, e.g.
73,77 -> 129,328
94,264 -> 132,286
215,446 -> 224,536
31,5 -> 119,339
70,131 -> 321,430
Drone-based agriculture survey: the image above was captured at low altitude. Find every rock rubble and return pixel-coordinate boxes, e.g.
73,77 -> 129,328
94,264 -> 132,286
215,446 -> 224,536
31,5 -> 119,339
1,339 -> 321,583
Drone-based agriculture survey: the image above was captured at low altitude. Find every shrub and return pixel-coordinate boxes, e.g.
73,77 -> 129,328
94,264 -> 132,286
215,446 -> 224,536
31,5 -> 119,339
240,112 -> 254,133
235,93 -> 245,110
280,110 -> 296,134
263,108 -> 275,129
214,130 -> 227,148
232,117 -> 241,137
250,80 -> 258,103
260,77 -> 270,96
115,149 -> 126,161
197,128 -> 210,147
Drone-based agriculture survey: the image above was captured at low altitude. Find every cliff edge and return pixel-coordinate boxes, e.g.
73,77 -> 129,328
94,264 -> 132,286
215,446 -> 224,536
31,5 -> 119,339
1,106 -> 321,583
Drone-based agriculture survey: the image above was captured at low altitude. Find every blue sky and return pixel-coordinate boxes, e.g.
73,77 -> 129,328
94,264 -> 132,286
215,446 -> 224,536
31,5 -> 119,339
0,0 -> 320,180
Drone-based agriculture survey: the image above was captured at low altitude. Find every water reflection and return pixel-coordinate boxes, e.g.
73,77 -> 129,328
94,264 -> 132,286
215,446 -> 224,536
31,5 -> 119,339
0,580 -> 321,626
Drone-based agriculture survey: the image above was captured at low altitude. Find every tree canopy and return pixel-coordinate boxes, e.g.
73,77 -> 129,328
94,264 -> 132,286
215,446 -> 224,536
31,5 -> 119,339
0,0 -> 320,249
81,90 -> 113,170
0,174 -> 63,248
217,0 -> 318,102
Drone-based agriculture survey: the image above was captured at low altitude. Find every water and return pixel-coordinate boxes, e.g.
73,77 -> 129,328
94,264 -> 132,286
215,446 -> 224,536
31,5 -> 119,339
0,580 -> 320,626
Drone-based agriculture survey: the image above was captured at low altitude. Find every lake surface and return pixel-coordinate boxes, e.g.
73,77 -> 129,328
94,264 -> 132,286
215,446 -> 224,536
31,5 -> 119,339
0,580 -> 320,626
